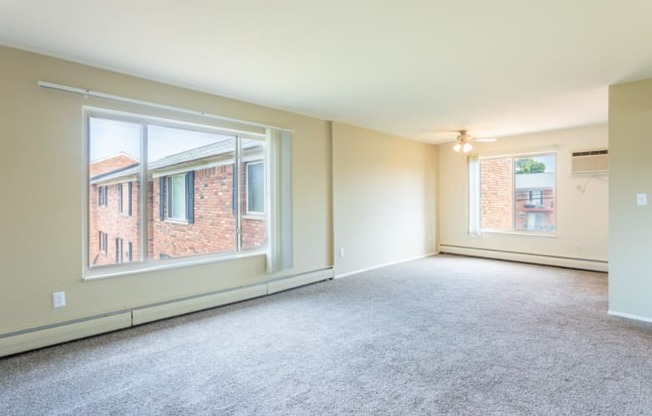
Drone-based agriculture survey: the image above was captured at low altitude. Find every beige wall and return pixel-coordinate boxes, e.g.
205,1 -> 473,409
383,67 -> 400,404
0,46 -> 332,334
609,78 -> 652,321
332,122 -> 438,277
438,124 -> 608,266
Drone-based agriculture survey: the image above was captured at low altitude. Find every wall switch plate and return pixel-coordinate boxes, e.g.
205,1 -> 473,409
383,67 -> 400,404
339,248 -> 345,258
53,291 -> 66,309
637,193 -> 648,206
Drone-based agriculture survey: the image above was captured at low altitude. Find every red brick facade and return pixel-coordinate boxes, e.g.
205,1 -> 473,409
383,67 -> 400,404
480,158 -> 513,231
89,155 -> 266,267
89,180 -> 142,266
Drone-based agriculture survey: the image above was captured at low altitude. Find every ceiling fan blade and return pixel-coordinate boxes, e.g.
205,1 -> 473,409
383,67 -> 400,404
472,138 -> 497,143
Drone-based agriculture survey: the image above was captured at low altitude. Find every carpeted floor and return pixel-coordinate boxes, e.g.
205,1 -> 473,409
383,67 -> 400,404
1,255 -> 651,415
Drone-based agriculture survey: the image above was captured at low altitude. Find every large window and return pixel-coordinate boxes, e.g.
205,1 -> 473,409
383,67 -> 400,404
86,110 -> 272,275
472,153 -> 556,234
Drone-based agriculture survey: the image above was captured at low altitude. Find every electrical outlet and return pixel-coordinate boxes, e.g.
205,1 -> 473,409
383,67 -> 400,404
339,248 -> 345,258
52,291 -> 66,309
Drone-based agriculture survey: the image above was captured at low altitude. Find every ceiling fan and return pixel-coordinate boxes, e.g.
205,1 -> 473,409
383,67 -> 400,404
449,130 -> 496,153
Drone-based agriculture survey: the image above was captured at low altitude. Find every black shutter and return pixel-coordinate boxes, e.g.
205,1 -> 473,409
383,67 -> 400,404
186,171 -> 195,224
127,182 -> 133,216
159,177 -> 165,220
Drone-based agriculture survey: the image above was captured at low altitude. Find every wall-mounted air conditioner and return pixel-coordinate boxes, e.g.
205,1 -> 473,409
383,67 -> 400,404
571,149 -> 608,174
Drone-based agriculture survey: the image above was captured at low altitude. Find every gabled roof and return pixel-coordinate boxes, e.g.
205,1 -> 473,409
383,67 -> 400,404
90,139 -> 260,184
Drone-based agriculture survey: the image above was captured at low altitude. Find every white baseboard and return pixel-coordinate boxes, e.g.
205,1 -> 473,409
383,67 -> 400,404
132,284 -> 268,326
0,268 -> 332,358
0,313 -> 132,358
608,310 -> 652,324
439,245 -> 608,272
268,268 -> 333,294
335,252 -> 438,279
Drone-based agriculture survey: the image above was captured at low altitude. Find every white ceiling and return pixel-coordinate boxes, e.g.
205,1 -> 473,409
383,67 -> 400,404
2,1 -> 652,143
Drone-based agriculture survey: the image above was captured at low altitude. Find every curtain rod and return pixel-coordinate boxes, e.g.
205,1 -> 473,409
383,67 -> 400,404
37,81 -> 292,132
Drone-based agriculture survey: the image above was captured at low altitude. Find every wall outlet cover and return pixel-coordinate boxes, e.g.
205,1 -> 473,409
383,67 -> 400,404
53,291 -> 66,309
636,193 -> 648,206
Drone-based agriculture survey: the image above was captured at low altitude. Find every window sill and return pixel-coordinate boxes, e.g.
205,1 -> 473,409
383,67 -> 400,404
83,248 -> 267,281
243,213 -> 265,220
479,230 -> 558,238
165,218 -> 190,225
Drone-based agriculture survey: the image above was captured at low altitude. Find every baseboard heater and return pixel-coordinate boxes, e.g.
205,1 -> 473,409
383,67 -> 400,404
439,245 -> 608,272
0,268 -> 333,358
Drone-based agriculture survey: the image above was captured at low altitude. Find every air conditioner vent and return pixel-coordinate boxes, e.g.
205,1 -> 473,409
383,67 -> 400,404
571,149 -> 608,174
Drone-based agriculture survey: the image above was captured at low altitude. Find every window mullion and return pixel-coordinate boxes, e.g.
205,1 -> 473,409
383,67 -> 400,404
140,123 -> 148,263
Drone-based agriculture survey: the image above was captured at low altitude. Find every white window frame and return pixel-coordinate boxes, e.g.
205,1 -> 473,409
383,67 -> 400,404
83,107 -> 286,280
98,185 -> 107,207
471,151 -> 558,236
99,231 -> 108,255
119,182 -> 131,216
245,160 -> 265,215
115,237 -> 124,263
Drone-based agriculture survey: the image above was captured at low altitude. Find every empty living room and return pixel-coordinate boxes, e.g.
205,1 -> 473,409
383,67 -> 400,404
1,2 -> 651,415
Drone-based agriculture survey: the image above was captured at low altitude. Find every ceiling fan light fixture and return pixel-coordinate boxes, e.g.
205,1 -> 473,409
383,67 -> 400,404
453,142 -> 463,152
462,142 -> 473,153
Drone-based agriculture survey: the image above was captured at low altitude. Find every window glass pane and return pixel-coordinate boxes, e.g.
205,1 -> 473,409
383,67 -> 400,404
168,174 -> 186,220
480,157 -> 513,232
514,155 -> 556,232
148,125 -> 237,259
88,117 -> 142,268
241,139 -> 267,250
247,163 -> 264,213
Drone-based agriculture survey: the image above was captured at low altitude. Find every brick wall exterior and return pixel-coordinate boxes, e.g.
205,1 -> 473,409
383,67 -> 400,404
480,158 -> 513,230
89,156 -> 266,267
89,181 -> 141,266
153,165 -> 238,259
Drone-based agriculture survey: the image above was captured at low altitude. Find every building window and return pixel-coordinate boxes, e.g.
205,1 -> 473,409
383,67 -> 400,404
160,172 -> 194,223
471,153 -> 556,234
98,186 -> 108,207
98,231 -> 108,254
115,238 -> 124,263
85,110 -> 289,276
119,182 -> 132,216
246,161 -> 264,214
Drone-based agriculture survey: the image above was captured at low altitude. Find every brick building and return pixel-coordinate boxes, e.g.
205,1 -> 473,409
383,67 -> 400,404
88,142 -> 266,267
480,158 -> 555,232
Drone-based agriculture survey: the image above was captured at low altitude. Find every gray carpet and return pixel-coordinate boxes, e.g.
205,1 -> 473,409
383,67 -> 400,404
1,255 -> 651,415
